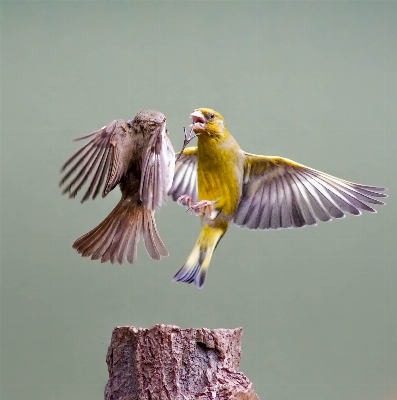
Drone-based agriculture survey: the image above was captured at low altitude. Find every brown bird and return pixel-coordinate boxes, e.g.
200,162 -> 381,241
60,110 -> 175,264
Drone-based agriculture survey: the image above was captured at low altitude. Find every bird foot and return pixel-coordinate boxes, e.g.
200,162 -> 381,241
177,194 -> 194,209
178,196 -> 216,217
188,200 -> 213,216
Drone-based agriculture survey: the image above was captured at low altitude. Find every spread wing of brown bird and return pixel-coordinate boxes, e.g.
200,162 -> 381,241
59,110 -> 175,264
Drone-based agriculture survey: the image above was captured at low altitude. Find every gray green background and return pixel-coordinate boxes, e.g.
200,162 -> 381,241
1,1 -> 396,400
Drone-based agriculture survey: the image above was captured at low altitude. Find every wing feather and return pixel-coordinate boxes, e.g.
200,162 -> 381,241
172,160 -> 189,193
60,120 -> 133,203
280,174 -> 303,228
179,159 -> 194,196
246,183 -> 266,229
278,176 -> 293,228
257,184 -> 272,229
233,154 -> 386,230
168,147 -> 198,203
303,171 -> 365,214
287,172 -> 317,226
296,170 -> 345,219
269,178 -> 280,229
68,146 -> 104,198
93,147 -> 111,199
234,190 -> 255,226
140,125 -> 174,210
311,170 -> 386,203
187,164 -> 198,203
82,147 -> 111,202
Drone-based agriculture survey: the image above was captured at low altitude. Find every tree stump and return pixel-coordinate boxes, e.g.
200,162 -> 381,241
105,324 -> 259,400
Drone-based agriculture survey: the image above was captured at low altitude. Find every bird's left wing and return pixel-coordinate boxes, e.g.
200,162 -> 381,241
233,153 -> 387,230
168,147 -> 198,203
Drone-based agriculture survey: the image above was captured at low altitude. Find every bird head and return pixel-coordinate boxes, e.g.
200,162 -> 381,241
129,110 -> 167,135
175,108 -> 230,160
190,108 -> 227,139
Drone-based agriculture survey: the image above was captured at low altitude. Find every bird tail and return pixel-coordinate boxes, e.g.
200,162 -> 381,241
172,226 -> 226,288
72,198 -> 168,264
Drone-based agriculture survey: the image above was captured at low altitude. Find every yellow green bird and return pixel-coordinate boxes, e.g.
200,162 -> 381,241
169,108 -> 387,288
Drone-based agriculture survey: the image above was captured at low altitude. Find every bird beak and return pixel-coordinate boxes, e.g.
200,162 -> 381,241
190,110 -> 206,131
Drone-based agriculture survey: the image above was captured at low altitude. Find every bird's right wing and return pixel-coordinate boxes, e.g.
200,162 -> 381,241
168,147 -> 198,203
140,127 -> 175,211
60,119 -> 135,202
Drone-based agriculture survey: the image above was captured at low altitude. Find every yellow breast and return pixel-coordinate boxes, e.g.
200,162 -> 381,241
197,134 -> 243,216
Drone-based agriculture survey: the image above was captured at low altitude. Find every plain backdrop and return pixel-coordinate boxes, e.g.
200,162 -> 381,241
1,1 -> 396,400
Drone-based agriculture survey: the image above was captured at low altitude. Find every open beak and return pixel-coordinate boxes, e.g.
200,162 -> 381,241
190,110 -> 206,131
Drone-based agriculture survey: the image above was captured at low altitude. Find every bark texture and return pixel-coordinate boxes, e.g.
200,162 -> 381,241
105,324 -> 259,400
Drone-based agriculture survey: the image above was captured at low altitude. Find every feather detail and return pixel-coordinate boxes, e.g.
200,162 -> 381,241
140,125 -> 174,210
234,154 -> 387,230
72,198 -> 168,264
169,147 -> 198,203
60,120 -> 134,202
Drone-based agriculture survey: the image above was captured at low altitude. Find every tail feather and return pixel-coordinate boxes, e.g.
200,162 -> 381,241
101,218 -> 126,264
75,203 -> 123,257
142,212 -> 168,260
72,199 -> 167,264
75,213 -> 115,254
82,217 -> 122,262
150,218 -> 168,256
173,227 -> 225,288
142,212 -> 158,259
89,218 -> 120,260
116,219 -> 134,264
126,220 -> 141,264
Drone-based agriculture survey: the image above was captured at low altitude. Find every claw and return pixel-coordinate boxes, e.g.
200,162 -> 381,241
177,194 -> 194,209
178,195 -> 218,218
188,200 -> 213,216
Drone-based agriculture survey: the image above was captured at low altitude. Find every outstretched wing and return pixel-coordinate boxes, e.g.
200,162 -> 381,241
233,153 -> 387,230
140,127 -> 175,211
60,119 -> 134,202
168,147 -> 198,203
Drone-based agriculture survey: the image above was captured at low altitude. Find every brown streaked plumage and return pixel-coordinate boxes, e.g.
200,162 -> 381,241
60,110 -> 175,264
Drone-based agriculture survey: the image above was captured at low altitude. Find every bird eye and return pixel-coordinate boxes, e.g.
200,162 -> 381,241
209,113 -> 214,119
